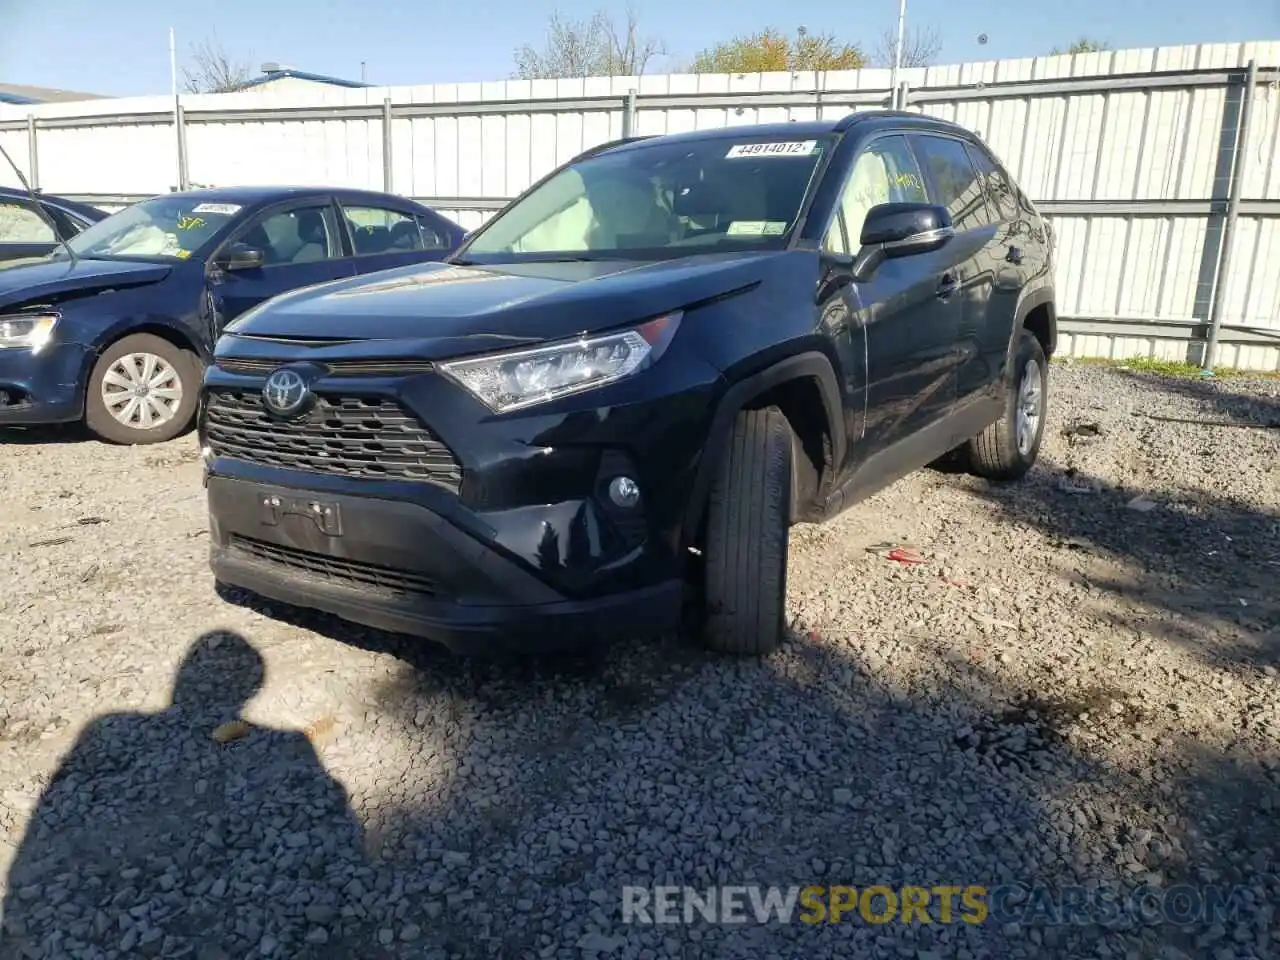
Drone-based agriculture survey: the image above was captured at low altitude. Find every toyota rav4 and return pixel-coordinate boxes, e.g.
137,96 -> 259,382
199,111 -> 1057,657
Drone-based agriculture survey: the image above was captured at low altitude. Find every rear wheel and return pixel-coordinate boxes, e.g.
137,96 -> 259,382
84,333 -> 200,445
701,406 -> 793,656
966,329 -> 1047,481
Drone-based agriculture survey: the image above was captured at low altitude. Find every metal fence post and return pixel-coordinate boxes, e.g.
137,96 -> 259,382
26,115 -> 38,190
897,80 -> 911,110
1203,59 -> 1258,372
382,97 -> 394,193
622,89 -> 637,139
176,104 -> 189,191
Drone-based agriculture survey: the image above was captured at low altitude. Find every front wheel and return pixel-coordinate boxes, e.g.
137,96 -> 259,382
965,329 -> 1048,481
701,406 -> 793,656
84,333 -> 200,445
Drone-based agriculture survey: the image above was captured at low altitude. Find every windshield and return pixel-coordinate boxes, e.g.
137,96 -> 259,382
460,134 -> 834,261
61,196 -> 242,261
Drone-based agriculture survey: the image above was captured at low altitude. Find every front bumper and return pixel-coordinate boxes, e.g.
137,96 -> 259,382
0,342 -> 91,425
201,335 -> 725,653
208,475 -> 685,654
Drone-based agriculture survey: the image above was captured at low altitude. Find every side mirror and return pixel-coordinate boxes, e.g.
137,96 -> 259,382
852,203 -> 954,281
221,243 -> 264,271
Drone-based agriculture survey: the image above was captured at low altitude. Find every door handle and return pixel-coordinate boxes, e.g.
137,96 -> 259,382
1006,246 -> 1024,265
936,273 -> 959,299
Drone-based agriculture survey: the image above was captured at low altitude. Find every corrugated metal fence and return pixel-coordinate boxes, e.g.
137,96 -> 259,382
2,40 -> 1278,369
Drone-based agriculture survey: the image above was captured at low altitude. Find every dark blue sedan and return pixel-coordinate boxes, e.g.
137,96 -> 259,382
0,186 -> 467,444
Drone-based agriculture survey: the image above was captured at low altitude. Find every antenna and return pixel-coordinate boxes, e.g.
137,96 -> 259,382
0,140 -> 77,268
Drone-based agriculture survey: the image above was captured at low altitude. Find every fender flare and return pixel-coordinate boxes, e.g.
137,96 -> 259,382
1015,283 -> 1058,357
682,351 -> 846,548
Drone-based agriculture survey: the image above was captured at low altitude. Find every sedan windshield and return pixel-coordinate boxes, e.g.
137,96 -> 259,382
60,196 -> 242,261
460,134 -> 834,261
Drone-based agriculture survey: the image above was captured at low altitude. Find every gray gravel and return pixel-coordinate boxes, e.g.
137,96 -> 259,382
0,363 -> 1276,959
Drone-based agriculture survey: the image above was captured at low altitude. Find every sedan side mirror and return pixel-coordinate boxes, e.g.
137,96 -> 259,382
222,243 -> 265,271
852,203 -> 954,281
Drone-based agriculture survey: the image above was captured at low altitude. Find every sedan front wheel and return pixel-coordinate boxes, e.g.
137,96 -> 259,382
84,333 -> 200,445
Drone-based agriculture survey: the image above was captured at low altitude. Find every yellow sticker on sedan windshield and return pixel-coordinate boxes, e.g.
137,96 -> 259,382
175,249 -> 192,259
726,140 -> 818,159
176,215 -> 206,231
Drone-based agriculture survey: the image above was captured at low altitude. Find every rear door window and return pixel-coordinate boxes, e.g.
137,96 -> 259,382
964,143 -> 1018,223
414,214 -> 455,251
911,135 -> 993,232
341,203 -> 433,255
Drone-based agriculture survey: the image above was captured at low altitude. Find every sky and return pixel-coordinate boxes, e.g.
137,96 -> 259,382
2,0 -> 1278,98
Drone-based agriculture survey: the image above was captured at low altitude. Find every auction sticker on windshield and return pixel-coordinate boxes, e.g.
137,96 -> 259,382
725,141 -> 818,159
192,203 -> 241,216
727,221 -> 789,236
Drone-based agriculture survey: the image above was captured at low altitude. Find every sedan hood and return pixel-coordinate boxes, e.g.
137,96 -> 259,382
0,257 -> 172,310
223,253 -> 784,354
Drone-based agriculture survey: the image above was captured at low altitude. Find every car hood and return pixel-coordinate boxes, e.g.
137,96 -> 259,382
0,257 -> 172,310
222,253 -> 784,353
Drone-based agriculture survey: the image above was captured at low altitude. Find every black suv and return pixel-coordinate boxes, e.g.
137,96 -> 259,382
199,111 -> 1057,656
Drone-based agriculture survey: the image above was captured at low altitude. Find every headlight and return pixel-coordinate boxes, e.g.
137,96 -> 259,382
0,313 -> 58,353
438,311 -> 682,413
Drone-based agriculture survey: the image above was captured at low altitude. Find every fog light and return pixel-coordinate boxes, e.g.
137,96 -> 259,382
608,475 -> 641,508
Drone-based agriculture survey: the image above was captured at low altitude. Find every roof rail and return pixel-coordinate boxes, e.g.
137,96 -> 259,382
568,135 -> 655,163
833,108 -> 941,132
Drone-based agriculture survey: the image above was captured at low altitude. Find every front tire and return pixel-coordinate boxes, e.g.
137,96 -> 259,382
702,407 -> 793,656
84,333 -> 200,445
966,329 -> 1048,481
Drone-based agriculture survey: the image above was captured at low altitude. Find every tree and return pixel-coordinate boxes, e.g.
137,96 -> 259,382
690,26 -> 866,73
182,35 -> 254,94
1051,37 -> 1111,55
513,6 -> 667,79
870,24 -> 943,69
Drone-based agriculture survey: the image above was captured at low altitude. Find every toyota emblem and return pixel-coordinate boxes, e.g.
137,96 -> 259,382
262,368 -> 310,417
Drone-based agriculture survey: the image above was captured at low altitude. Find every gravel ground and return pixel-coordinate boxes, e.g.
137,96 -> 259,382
0,364 -> 1276,960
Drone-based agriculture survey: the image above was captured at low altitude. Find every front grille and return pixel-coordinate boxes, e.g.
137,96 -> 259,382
216,358 -> 436,377
204,389 -> 462,490
230,535 -> 440,598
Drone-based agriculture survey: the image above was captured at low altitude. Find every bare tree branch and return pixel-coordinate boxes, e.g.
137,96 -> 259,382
182,35 -> 254,94
513,5 -> 666,79
869,23 -> 943,69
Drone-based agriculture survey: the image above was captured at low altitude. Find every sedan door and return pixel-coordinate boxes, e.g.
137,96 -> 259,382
206,199 -> 357,334
337,199 -> 462,276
